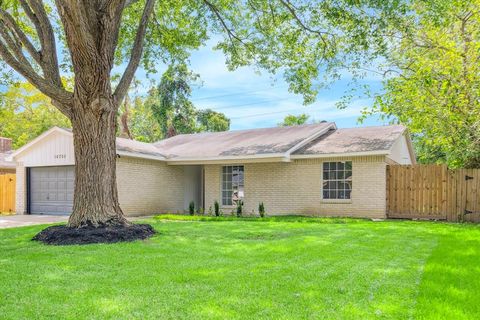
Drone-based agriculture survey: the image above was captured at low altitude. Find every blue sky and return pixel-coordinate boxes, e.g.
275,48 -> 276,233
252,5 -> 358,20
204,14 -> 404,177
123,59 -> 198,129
134,40 -> 387,130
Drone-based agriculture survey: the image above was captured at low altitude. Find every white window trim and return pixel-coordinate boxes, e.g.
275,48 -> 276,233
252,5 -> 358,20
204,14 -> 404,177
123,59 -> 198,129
321,161 -> 353,202
220,164 -> 245,207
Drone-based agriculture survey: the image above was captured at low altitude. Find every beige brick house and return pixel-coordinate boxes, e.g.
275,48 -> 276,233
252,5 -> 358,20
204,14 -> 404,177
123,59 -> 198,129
9,122 -> 415,218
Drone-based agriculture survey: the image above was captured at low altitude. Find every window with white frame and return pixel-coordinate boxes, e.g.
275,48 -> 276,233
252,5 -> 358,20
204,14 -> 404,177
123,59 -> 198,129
322,161 -> 352,199
222,165 -> 244,206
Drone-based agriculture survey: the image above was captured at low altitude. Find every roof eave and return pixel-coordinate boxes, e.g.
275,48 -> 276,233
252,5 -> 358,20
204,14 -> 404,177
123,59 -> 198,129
166,153 -> 288,165
290,150 -> 391,159
117,150 -> 166,161
9,126 -> 71,160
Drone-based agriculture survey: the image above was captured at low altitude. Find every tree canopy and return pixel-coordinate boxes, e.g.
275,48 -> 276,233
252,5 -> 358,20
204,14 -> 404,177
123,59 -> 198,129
278,113 -> 310,126
146,64 -> 229,137
364,0 -> 480,168
0,81 -> 70,148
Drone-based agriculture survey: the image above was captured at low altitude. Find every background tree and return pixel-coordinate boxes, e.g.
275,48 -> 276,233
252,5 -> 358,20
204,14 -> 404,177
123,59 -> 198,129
364,0 -> 480,168
146,64 -> 230,137
148,64 -> 199,138
0,0 -> 405,228
196,109 -> 230,132
0,81 -> 70,148
279,113 -> 310,126
128,95 -> 163,143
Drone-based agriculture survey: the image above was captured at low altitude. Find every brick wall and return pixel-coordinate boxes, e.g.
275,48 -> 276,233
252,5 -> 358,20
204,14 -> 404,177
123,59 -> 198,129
116,157 -> 184,216
15,163 -> 26,215
16,157 -> 186,216
204,156 -> 387,219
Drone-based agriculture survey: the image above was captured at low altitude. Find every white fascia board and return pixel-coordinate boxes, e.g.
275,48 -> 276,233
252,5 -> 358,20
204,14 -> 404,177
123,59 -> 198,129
290,150 -> 390,159
166,153 -> 287,165
116,151 -> 166,161
8,127 -> 72,160
403,130 -> 417,165
284,123 -> 337,160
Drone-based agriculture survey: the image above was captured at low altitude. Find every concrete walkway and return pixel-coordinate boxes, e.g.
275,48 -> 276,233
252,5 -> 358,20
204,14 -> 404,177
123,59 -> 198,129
0,215 -> 68,229
0,215 -> 153,229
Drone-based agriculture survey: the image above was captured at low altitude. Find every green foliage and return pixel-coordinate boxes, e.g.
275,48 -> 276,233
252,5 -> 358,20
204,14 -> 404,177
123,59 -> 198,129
363,0 -> 480,168
279,113 -> 310,127
189,201 -> 195,216
148,64 -> 199,138
196,109 -> 230,132
214,200 -> 220,217
146,64 -> 230,138
236,200 -> 243,217
258,202 -> 265,218
128,96 -> 163,143
0,0 -> 408,106
0,82 -> 71,148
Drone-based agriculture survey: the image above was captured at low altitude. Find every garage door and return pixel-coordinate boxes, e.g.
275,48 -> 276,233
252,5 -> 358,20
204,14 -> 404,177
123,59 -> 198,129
30,166 -> 74,215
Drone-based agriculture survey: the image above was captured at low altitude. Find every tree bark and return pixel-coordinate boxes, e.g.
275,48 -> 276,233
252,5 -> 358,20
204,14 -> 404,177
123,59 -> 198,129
68,97 -> 128,228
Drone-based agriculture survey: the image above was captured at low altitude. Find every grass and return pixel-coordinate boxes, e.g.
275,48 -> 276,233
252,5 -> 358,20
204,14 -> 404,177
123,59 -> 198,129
1,215 -> 479,319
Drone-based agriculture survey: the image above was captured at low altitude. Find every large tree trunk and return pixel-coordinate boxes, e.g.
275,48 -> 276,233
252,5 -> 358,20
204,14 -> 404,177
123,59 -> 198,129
0,1 -> 155,228
67,97 -> 128,228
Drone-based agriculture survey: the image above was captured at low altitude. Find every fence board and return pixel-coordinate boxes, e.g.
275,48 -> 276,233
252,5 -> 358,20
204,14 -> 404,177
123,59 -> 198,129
387,165 -> 480,222
0,174 -> 15,214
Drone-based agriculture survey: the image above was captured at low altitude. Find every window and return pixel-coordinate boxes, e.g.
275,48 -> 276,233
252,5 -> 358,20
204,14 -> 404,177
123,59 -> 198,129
222,165 -> 244,206
322,161 -> 352,199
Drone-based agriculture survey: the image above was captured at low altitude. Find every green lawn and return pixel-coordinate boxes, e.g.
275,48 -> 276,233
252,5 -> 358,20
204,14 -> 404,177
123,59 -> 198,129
1,216 -> 479,319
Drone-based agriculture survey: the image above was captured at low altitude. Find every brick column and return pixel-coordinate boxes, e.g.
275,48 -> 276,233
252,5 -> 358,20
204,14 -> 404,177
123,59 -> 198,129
15,162 -> 26,215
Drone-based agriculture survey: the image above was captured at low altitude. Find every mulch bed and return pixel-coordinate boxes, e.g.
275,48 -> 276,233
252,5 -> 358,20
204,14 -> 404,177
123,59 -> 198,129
32,224 -> 156,245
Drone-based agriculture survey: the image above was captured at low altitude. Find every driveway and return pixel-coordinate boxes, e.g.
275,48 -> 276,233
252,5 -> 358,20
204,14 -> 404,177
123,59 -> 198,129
0,215 -> 68,229
0,215 -> 153,229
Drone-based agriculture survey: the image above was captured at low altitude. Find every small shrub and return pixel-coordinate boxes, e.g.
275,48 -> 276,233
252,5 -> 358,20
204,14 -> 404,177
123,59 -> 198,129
214,201 -> 220,217
208,206 -> 213,216
236,200 -> 243,217
189,201 -> 195,216
197,207 -> 204,215
259,202 -> 265,218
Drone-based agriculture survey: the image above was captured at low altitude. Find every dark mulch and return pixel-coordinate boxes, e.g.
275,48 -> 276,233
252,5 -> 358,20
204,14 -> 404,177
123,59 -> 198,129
32,224 -> 156,245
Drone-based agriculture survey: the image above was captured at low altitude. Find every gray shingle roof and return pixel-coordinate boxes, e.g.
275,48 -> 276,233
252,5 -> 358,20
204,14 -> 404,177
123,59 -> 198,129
116,137 -> 166,158
59,128 -> 165,158
154,122 -> 335,159
293,125 -> 406,155
56,124 -> 407,161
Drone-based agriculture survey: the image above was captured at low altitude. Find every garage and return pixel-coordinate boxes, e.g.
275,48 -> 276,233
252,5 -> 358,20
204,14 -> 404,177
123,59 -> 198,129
29,166 -> 74,215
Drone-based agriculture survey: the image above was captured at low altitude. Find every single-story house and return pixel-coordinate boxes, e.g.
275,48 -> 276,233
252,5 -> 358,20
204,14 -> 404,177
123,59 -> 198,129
9,122 -> 415,218
0,137 -> 15,175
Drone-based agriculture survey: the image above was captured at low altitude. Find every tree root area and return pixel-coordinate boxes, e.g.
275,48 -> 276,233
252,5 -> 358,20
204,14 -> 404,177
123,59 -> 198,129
32,224 -> 156,245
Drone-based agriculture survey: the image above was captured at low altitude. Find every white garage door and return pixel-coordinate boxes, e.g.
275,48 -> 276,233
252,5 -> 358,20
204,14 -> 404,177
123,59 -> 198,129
30,166 -> 74,215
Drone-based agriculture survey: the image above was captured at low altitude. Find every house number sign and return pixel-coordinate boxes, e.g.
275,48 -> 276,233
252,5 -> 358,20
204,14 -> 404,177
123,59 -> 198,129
54,154 -> 67,159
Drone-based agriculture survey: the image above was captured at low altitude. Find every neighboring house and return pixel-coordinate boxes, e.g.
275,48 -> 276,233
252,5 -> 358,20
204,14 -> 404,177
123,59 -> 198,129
0,137 -> 15,175
8,122 -> 415,218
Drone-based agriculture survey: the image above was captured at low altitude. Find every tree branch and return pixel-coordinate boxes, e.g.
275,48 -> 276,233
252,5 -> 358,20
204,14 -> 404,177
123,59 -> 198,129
114,0 -> 155,106
22,0 -> 62,87
279,0 -> 331,46
0,39 -> 73,110
0,9 -> 41,65
202,0 -> 248,46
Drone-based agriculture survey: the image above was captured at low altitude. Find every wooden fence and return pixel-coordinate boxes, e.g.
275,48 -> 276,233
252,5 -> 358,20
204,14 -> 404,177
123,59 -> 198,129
387,165 -> 480,222
0,174 -> 15,214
